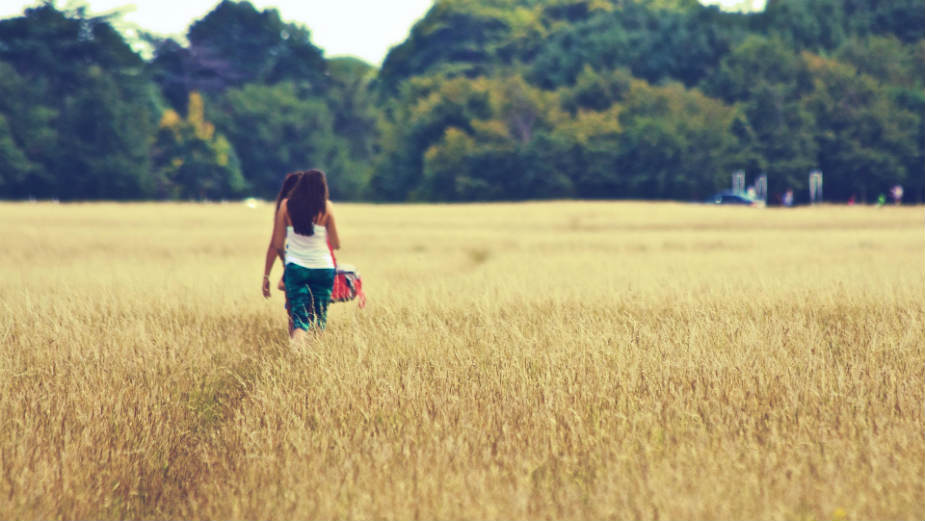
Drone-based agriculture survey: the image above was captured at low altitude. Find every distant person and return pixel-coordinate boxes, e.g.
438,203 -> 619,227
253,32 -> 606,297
877,193 -> 887,207
262,169 -> 340,340
891,185 -> 903,205
783,189 -> 794,207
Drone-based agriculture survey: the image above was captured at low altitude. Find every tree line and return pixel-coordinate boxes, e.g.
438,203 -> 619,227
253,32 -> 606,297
0,0 -> 922,203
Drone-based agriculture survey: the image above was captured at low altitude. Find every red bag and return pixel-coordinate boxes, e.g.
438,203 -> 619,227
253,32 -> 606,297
328,242 -> 366,308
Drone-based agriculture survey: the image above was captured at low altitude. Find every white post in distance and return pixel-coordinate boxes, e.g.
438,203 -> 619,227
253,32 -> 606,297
809,170 -> 823,205
732,170 -> 745,195
755,173 -> 767,205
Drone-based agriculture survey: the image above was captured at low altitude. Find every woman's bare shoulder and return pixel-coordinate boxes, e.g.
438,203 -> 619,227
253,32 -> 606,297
278,199 -> 291,223
321,199 -> 335,223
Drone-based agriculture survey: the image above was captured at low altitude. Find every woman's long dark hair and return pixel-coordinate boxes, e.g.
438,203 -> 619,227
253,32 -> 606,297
274,171 -> 304,218
287,169 -> 329,236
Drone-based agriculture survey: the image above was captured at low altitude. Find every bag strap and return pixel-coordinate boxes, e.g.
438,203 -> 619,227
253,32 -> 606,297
327,239 -> 337,268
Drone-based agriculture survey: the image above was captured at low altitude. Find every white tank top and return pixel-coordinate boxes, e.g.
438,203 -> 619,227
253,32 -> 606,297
285,224 -> 334,269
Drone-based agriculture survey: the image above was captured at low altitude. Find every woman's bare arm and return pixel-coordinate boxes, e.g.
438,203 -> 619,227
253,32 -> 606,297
272,201 -> 289,258
324,199 -> 340,250
263,211 -> 281,272
263,200 -> 289,297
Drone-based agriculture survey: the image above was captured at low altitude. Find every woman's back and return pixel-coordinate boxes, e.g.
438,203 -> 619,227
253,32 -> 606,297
285,223 -> 333,269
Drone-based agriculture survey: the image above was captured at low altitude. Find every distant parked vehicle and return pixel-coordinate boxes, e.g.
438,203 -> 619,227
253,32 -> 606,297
707,191 -> 763,206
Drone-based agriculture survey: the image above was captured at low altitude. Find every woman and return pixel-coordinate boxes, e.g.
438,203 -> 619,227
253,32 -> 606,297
263,170 -> 340,339
263,171 -> 304,297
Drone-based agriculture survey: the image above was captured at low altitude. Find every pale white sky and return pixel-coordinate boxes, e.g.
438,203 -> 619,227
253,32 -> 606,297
0,0 -> 766,65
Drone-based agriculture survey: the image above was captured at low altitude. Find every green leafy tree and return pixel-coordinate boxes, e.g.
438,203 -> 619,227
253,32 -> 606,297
540,107 -> 623,198
841,0 -> 925,44
0,61 -> 50,196
528,1 -> 749,89
371,76 -> 492,200
149,0 -> 328,113
0,114 -> 33,190
802,53 -> 918,202
152,92 -> 246,199
617,81 -> 740,199
4,0 -> 923,203
703,35 -> 817,199
54,67 -> 157,199
835,36 -> 924,89
560,66 -> 632,113
188,0 -> 327,88
760,0 -> 848,50
209,82 -> 363,199
420,76 -> 565,200
378,0 -> 548,95
760,0 -> 924,48
374,75 -> 570,201
0,4 -> 157,199
325,57 -> 380,171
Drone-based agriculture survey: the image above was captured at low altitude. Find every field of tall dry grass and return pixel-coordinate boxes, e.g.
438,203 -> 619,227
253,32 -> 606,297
0,201 -> 922,520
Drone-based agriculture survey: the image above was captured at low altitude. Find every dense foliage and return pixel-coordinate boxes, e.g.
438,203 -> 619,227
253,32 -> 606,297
1,0 -> 922,202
